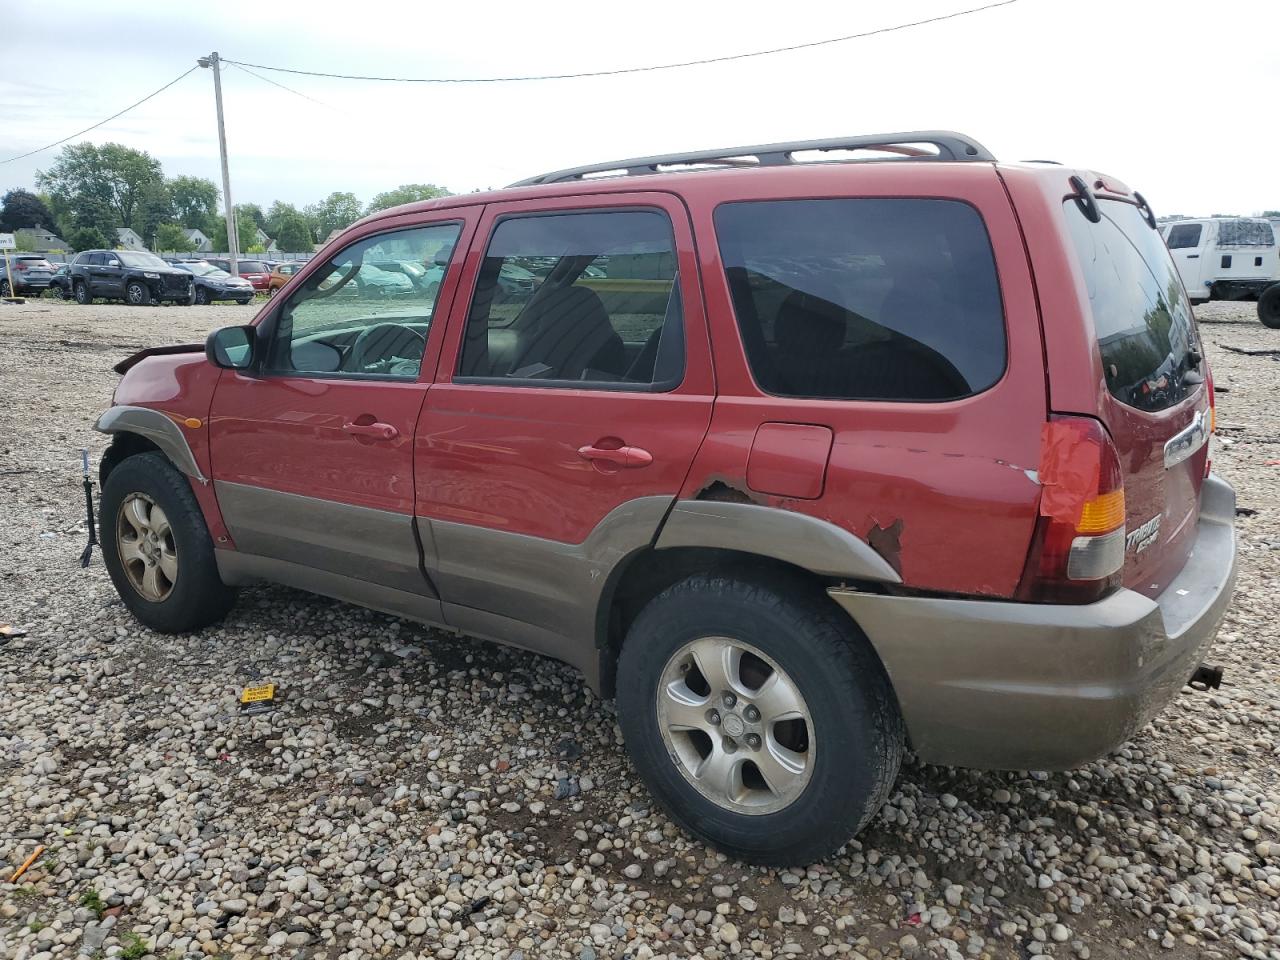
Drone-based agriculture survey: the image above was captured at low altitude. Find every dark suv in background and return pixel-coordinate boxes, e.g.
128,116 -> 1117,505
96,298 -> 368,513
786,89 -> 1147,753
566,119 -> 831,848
68,250 -> 193,305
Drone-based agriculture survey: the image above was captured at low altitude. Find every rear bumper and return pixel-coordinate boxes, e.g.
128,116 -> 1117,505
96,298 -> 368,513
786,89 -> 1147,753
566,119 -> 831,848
830,474 -> 1237,770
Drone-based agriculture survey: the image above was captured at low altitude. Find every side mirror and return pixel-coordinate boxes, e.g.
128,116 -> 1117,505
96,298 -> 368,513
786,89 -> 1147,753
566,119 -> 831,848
206,325 -> 256,370
107,259 -> 120,267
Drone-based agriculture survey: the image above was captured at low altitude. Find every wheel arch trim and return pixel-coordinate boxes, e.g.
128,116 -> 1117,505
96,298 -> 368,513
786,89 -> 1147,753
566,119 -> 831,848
653,500 -> 902,584
95,405 -> 206,483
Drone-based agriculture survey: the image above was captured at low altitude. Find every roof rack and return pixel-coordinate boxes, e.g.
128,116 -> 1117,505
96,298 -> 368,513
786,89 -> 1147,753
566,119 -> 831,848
510,130 -> 995,187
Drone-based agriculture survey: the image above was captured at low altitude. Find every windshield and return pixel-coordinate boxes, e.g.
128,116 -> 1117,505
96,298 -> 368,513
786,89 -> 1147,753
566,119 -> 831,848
188,262 -> 229,278
1065,198 -> 1199,413
118,252 -> 171,270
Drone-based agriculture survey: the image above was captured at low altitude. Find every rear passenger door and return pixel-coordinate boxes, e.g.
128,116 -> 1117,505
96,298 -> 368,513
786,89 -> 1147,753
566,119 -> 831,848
416,193 -> 714,650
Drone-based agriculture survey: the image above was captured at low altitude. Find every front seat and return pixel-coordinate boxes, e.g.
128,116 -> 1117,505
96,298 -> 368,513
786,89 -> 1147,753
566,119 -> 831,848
509,285 -> 626,380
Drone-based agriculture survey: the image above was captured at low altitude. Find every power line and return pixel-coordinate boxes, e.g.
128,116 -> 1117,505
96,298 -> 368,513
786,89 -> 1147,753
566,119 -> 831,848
0,67 -> 199,165
227,61 -> 337,111
223,0 -> 1017,84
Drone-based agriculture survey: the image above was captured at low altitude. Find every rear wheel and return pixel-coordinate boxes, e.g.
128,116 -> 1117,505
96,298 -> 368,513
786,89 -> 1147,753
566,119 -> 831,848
126,280 -> 151,306
100,452 -> 236,633
1259,284 -> 1280,329
74,281 -> 90,304
616,571 -> 903,865
0,279 -> 10,298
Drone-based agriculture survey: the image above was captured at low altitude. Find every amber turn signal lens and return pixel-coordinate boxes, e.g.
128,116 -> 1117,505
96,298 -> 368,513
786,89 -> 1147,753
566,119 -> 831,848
1076,489 -> 1125,534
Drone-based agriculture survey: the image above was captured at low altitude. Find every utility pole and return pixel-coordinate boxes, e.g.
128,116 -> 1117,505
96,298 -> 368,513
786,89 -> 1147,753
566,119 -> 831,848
198,52 -> 238,278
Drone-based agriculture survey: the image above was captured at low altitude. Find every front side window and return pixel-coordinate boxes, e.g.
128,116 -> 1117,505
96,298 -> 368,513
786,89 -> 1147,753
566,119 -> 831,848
1165,223 -> 1202,249
715,199 -> 1006,401
268,222 -> 461,379
457,210 -> 683,389
1065,198 -> 1198,412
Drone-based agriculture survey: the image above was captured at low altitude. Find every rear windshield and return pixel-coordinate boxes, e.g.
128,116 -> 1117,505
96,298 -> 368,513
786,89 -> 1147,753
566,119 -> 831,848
1215,219 -> 1274,247
239,261 -> 269,272
1065,199 -> 1198,413
715,199 -> 1005,401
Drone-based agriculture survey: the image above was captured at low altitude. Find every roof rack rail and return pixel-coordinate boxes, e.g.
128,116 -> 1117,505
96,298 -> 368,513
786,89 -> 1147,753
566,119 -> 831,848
510,130 -> 995,187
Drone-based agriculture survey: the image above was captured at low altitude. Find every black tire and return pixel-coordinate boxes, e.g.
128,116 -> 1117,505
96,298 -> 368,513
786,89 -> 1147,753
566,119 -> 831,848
616,571 -> 904,866
1259,284 -> 1280,329
126,280 -> 151,306
0,279 -> 10,297
194,285 -> 211,306
237,298 -> 252,306
74,281 -> 90,304
100,452 -> 236,633
51,285 -> 66,300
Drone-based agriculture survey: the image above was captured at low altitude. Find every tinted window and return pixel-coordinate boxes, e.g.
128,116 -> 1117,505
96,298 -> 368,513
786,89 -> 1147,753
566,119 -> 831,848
1166,223 -> 1202,249
715,199 -> 1005,401
458,210 -> 683,389
239,260 -> 270,272
268,223 -> 461,379
1065,199 -> 1198,413
1216,219 -> 1274,247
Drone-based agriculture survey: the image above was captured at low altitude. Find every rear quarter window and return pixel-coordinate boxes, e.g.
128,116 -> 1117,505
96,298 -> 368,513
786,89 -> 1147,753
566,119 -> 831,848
1065,199 -> 1199,412
714,198 -> 1006,401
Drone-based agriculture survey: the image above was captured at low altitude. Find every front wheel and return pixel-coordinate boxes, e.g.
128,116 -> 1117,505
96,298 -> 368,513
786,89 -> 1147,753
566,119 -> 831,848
126,280 -> 151,306
100,452 -> 236,633
616,572 -> 904,866
1259,284 -> 1280,329
194,286 -> 211,306
50,285 -> 66,300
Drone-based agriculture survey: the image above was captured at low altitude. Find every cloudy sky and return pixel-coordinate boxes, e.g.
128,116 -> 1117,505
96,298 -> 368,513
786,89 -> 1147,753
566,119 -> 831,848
2,0 -> 1278,218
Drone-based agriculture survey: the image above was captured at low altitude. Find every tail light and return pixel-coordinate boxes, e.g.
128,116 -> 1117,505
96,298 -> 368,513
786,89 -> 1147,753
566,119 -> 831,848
1017,416 -> 1125,604
1205,362 -> 1215,478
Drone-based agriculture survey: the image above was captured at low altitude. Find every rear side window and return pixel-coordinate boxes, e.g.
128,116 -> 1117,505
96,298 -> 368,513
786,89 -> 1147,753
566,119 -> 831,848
1165,223 -> 1202,249
1065,199 -> 1198,413
715,199 -> 1005,402
457,210 -> 684,389
1216,219 -> 1274,247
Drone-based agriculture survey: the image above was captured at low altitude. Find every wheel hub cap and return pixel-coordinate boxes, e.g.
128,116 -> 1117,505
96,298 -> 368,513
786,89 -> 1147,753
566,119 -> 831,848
115,493 -> 177,601
656,636 -> 814,815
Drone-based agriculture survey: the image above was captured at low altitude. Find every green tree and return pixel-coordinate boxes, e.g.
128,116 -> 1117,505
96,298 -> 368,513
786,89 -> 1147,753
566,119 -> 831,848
309,191 -> 363,239
0,188 -> 56,231
132,182 -> 174,246
168,175 -> 220,233
210,213 -> 258,253
154,223 -> 196,253
365,183 -> 452,214
36,142 -> 163,230
67,226 -> 111,252
236,202 -> 265,231
273,210 -> 313,252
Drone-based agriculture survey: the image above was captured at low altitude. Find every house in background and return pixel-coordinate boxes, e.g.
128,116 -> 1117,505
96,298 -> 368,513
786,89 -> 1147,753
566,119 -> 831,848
183,228 -> 212,252
14,225 -> 69,253
115,227 -> 147,251
316,228 -> 343,252
253,227 -> 279,253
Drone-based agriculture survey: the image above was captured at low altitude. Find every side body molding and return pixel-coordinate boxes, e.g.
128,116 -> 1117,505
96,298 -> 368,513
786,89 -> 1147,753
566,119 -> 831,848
654,500 -> 903,584
95,405 -> 206,482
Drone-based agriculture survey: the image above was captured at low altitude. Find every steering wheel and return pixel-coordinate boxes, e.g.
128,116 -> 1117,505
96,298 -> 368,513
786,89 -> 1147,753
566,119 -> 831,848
349,322 -> 427,372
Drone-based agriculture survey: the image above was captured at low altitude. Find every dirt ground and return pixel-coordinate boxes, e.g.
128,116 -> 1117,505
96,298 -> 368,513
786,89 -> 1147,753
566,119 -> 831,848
1,297 -> 1278,960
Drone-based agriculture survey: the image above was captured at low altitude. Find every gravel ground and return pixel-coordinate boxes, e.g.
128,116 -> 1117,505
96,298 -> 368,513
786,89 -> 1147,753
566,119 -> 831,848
1,297 -> 1278,960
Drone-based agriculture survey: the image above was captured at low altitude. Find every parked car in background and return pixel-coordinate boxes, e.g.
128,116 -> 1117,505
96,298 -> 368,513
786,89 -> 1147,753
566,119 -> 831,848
46,263 -> 73,299
68,250 -> 193,305
205,258 -> 273,292
167,259 -> 255,305
268,262 -> 303,295
1,254 -> 57,297
1161,217 -> 1278,305
92,131 -> 1236,866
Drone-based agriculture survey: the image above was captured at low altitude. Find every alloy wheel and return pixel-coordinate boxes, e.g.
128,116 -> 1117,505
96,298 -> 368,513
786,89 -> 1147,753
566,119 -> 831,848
656,636 -> 814,814
115,493 -> 178,601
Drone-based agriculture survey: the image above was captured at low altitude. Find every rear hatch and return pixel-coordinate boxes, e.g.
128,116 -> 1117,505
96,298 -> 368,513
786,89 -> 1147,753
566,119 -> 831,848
1062,194 -> 1211,598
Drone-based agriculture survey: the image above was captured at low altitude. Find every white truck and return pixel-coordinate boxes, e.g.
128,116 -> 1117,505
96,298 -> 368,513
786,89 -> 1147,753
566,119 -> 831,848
1161,218 -> 1278,313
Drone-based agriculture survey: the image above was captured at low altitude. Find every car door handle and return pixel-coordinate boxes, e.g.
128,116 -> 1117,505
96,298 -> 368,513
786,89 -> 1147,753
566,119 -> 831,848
577,443 -> 653,467
343,421 -> 398,440
1187,255 -> 1199,259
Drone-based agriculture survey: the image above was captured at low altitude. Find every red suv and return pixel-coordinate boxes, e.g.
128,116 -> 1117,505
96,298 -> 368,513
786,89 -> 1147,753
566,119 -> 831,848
93,132 -> 1236,865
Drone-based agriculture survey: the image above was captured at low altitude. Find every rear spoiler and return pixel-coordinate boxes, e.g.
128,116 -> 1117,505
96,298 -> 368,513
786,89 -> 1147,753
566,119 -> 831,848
113,343 -> 204,375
